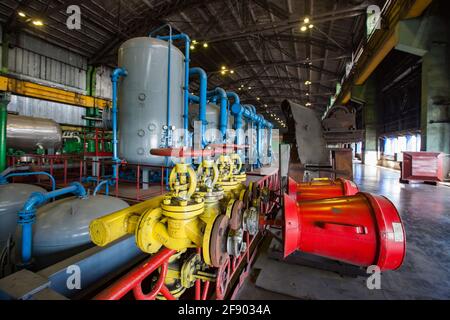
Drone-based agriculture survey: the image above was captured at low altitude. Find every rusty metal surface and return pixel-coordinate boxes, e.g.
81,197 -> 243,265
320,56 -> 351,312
281,100 -> 329,166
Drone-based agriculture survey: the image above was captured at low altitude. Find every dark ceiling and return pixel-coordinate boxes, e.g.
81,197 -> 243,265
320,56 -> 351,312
0,0 -> 387,122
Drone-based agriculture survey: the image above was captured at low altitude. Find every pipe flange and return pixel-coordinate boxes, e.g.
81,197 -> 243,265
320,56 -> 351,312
135,208 -> 163,254
229,199 -> 244,231
227,228 -> 246,257
209,214 -> 230,268
243,207 -> 259,236
180,253 -> 203,289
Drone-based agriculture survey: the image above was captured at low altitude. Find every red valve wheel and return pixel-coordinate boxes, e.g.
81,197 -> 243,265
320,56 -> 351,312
150,148 -> 214,158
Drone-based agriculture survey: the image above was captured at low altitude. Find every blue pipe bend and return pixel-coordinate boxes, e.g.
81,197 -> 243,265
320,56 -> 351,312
1,172 -> 56,191
189,67 -> 208,147
19,182 -> 87,265
207,88 -> 228,138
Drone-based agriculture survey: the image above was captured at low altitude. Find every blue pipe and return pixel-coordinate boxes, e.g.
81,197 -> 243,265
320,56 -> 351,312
189,94 -> 200,104
111,67 -> 127,185
189,67 -> 208,147
18,182 -> 87,265
207,88 -> 228,138
157,33 -> 191,145
0,171 -> 56,191
93,179 -> 109,196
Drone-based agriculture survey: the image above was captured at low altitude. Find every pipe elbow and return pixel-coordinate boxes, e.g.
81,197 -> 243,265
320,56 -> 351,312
111,67 -> 128,81
23,192 -> 46,213
231,103 -> 243,116
189,67 -> 207,81
227,92 -> 240,106
71,182 -> 87,198
215,87 -> 227,99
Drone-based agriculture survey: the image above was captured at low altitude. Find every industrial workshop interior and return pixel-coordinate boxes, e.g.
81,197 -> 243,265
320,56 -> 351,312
0,0 -> 449,307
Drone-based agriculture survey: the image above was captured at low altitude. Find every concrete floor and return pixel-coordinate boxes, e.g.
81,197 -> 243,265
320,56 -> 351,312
236,163 -> 450,300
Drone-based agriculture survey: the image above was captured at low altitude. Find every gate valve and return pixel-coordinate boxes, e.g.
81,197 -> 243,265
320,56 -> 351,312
196,158 -> 220,193
150,148 -> 214,199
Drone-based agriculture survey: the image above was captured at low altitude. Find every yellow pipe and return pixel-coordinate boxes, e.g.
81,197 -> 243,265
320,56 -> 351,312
0,75 -> 110,109
90,194 -> 166,246
404,0 -> 432,19
342,92 -> 352,105
153,222 -> 195,251
355,32 -> 399,85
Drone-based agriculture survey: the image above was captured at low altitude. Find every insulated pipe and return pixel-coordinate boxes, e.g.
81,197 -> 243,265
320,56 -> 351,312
207,88 -> 228,138
111,67 -> 127,184
0,171 -> 56,191
189,68 -> 208,147
19,182 -> 87,265
283,192 -> 406,271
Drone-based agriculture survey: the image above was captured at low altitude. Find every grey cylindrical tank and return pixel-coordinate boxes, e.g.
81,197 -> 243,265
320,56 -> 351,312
29,195 -> 129,265
118,37 -> 185,165
0,183 -> 46,251
189,104 -> 235,144
7,114 -> 63,152
189,103 -> 222,144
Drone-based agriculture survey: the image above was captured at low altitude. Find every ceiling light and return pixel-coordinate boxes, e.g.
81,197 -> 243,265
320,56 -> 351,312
193,40 -> 198,44
203,42 -> 208,48
306,93 -> 310,96
308,24 -> 314,29
238,88 -> 242,91
18,12 -> 26,18
221,66 -> 226,70
32,20 -> 44,26
241,84 -> 244,88
304,17 -> 310,24
300,25 -> 307,32
190,45 -> 195,50
264,104 -> 268,107
256,97 -> 260,101
230,70 -> 235,74
220,70 -> 226,75
306,102 -> 311,107
248,87 -> 252,90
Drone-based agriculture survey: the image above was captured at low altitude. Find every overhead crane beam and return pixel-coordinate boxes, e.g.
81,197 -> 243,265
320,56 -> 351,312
0,75 -> 110,109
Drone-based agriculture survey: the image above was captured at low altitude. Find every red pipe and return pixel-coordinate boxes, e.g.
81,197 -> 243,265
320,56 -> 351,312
160,285 -> 176,300
202,281 -> 210,300
94,248 -> 176,300
284,192 -> 406,271
295,178 -> 359,202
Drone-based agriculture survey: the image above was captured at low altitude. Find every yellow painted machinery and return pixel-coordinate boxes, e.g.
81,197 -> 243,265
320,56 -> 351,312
89,147 -> 261,299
